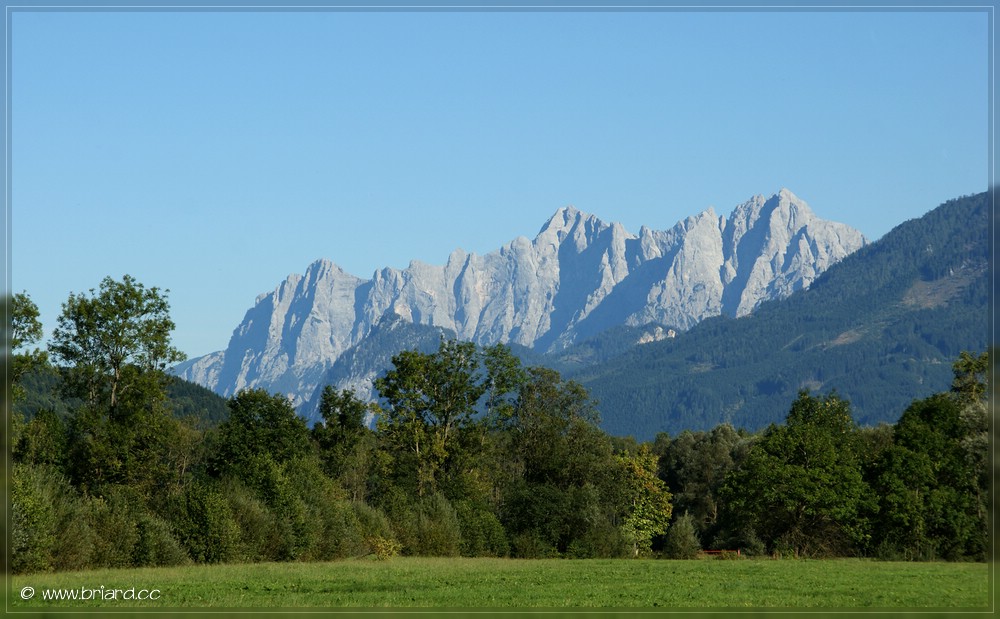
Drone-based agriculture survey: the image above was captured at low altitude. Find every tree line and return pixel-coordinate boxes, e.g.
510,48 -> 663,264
7,276 -> 990,574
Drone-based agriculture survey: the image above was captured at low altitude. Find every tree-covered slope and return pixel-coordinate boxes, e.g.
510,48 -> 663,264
575,191 -> 991,439
15,365 -> 230,426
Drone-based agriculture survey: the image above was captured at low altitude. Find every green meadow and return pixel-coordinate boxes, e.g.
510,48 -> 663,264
8,557 -> 990,610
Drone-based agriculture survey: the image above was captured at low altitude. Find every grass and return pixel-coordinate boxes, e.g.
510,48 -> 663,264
7,557 -> 991,610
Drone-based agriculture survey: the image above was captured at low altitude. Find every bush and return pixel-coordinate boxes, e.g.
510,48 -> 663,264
169,481 -> 239,564
740,529 -> 768,558
369,536 -> 402,560
566,519 -> 628,559
313,499 -> 367,560
351,501 -> 399,559
87,486 -> 142,569
454,500 -> 510,557
133,512 -> 190,567
283,456 -> 364,561
10,464 -> 57,573
50,490 -> 96,571
376,486 -> 422,555
221,478 -> 278,562
511,530 -> 559,558
413,493 -> 462,557
664,512 -> 701,559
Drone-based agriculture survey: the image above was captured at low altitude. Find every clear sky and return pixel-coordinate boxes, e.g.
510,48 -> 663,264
8,5 -> 992,359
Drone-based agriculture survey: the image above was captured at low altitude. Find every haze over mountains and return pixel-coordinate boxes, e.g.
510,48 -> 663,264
174,189 -> 866,413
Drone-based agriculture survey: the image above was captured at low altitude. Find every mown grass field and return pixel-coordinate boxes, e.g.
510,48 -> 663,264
8,557 -> 990,610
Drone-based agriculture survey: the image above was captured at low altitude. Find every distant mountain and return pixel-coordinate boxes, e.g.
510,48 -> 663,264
174,189 -> 866,410
574,191 -> 990,439
299,313 -> 455,426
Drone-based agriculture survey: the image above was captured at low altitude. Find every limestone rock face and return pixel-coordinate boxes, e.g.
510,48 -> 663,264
175,189 -> 866,408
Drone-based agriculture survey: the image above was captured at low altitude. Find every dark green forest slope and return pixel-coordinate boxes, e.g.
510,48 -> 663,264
575,191 -> 991,439
16,364 -> 229,426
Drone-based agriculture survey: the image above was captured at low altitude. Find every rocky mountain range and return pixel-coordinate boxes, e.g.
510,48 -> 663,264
173,189 -> 867,410
574,190 -> 989,438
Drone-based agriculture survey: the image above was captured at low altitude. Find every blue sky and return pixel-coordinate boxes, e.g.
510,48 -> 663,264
8,6 -> 992,359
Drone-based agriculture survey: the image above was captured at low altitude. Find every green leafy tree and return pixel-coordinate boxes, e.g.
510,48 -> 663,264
481,343 -> 528,428
872,392 -> 987,560
47,276 -> 187,494
9,292 -> 49,402
721,391 -> 873,557
312,386 -> 376,501
614,445 -> 672,556
210,389 -> 311,483
50,275 -> 185,414
657,424 -> 747,544
375,339 -> 486,497
500,367 -> 625,557
14,408 -> 67,468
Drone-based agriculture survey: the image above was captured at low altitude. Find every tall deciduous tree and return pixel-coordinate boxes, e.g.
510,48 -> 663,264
375,339 -> 485,496
614,445 -> 672,556
210,389 -> 311,483
312,386 -> 375,501
501,366 -> 626,557
721,391 -> 873,557
50,275 -> 185,415
872,392 -> 987,560
657,424 -> 747,544
48,276 -> 187,494
9,292 -> 48,402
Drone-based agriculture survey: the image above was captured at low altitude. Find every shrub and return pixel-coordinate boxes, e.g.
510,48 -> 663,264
454,500 -> 510,557
512,530 -> 559,558
133,512 -> 190,567
87,486 -> 142,569
221,478 -> 278,562
283,456 -> 363,561
664,512 -> 701,559
567,519 -> 628,559
10,464 -> 57,573
11,464 -> 97,572
169,481 -> 239,564
368,536 -> 402,560
376,486 -> 420,555
413,493 -> 462,557
352,501 -> 399,559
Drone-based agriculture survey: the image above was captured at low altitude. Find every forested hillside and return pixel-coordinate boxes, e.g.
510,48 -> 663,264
15,364 -> 229,427
575,191 -> 990,438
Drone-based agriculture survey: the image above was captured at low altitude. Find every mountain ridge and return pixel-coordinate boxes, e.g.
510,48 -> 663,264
175,189 -> 867,408
571,190 -> 990,438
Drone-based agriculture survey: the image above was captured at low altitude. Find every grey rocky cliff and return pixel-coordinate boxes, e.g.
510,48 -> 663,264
175,189 -> 866,408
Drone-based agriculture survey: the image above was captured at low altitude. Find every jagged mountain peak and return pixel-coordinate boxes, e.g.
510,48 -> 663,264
777,186 -> 800,200
737,188 -> 814,220
176,189 -> 866,411
538,205 -> 604,235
